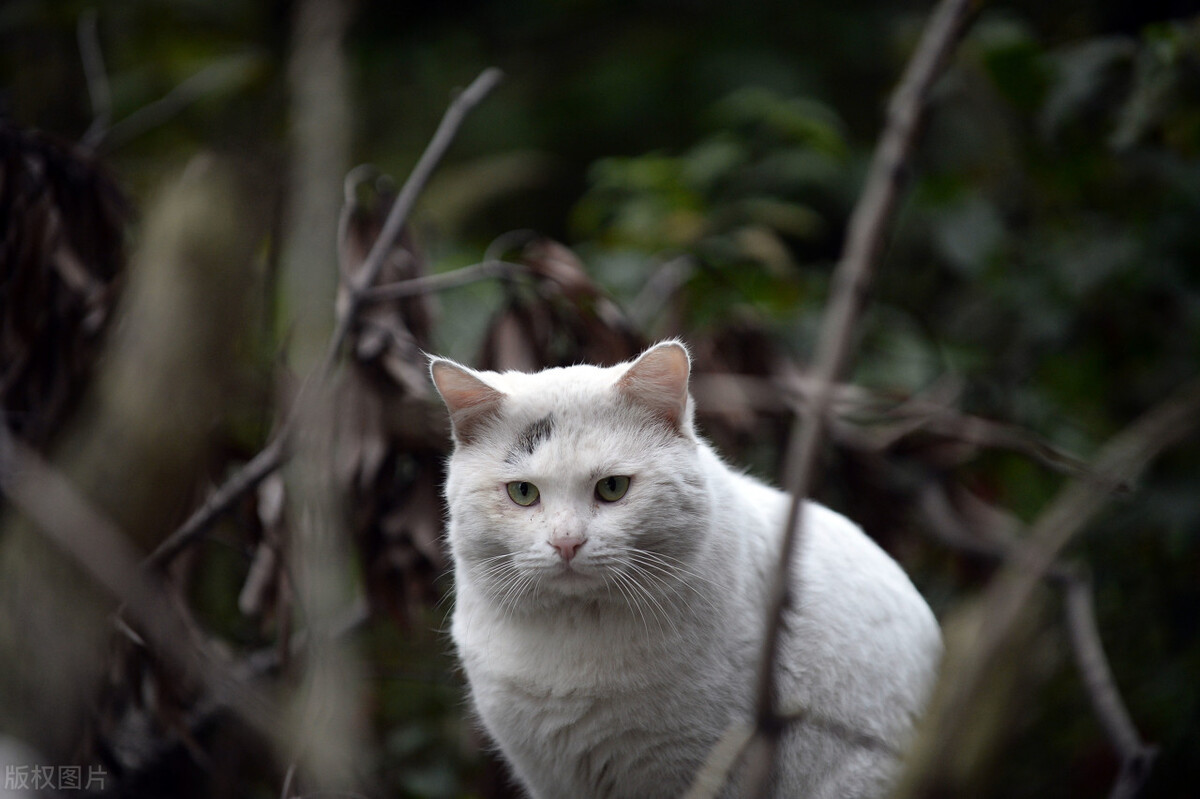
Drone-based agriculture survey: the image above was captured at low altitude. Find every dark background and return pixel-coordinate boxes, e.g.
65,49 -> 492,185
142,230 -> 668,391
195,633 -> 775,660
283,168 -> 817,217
1,1 -> 1198,797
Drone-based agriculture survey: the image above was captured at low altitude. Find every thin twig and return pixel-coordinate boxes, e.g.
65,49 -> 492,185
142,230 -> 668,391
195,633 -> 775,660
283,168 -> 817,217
692,371 -> 1101,483
916,478 -> 1157,794
100,58 -> 253,150
1062,575 -> 1158,799
359,259 -> 523,305
281,762 -> 299,799
739,0 -> 978,793
324,67 -> 504,372
77,9 -> 112,151
629,253 -> 696,331
911,376 -> 1200,797
0,425 -> 281,738
980,376 -> 1200,667
483,228 -> 541,263
146,435 -> 287,570
683,723 -> 755,799
146,69 -> 503,569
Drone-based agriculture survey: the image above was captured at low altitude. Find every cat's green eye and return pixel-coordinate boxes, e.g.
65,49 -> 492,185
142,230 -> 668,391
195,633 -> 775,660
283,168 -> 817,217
595,475 -> 631,502
506,481 -> 540,507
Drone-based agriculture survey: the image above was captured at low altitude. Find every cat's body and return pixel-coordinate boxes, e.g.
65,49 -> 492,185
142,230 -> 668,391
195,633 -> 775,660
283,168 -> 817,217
431,342 -> 942,799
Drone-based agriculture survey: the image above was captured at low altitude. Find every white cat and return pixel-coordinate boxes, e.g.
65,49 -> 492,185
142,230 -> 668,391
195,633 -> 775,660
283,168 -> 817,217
430,341 -> 942,799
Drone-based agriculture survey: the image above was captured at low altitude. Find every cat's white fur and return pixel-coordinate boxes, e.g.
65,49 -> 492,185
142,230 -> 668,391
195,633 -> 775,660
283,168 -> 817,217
430,341 -> 942,799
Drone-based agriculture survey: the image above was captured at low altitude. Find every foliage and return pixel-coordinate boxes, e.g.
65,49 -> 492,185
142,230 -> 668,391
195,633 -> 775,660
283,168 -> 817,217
565,14 -> 1200,798
1,2 -> 1198,798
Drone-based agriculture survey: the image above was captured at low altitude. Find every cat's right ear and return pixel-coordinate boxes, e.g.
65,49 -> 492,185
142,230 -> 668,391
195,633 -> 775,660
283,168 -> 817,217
617,340 -> 693,435
429,358 -> 506,445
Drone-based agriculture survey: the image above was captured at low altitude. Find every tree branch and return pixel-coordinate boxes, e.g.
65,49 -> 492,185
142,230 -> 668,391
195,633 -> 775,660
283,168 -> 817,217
145,435 -> 287,570
324,67 -> 504,372
981,376 -> 1200,671
1063,575 -> 1158,799
902,376 -> 1200,797
738,0 -> 979,793
145,68 -> 503,570
100,58 -> 255,151
359,258 -> 523,305
915,479 -> 1157,796
0,425 -> 281,738
77,9 -> 112,151
691,371 -> 1102,483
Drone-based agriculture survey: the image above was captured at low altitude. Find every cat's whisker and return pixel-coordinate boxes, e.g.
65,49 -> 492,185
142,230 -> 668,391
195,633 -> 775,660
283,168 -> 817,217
606,569 -> 651,636
628,555 -> 723,630
614,579 -> 648,637
478,561 -> 519,597
629,548 -> 724,592
474,551 -> 517,573
619,561 -> 683,640
606,568 -> 658,638
625,550 -> 724,617
492,565 -> 535,622
433,582 -> 457,613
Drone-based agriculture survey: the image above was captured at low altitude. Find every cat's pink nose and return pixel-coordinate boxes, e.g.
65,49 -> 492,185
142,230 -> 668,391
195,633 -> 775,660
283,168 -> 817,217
549,535 -> 586,562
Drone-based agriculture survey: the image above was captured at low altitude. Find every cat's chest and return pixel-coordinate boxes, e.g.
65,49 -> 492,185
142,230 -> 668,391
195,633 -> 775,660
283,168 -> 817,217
452,590 -> 740,704
457,603 -> 743,798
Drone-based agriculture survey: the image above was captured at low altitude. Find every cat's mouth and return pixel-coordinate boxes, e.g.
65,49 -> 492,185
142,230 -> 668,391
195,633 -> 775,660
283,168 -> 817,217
542,560 -> 603,590
551,561 -> 588,578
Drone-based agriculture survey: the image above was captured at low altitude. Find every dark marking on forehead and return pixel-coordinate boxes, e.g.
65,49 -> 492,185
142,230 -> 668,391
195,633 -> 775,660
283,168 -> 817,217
506,414 -> 555,463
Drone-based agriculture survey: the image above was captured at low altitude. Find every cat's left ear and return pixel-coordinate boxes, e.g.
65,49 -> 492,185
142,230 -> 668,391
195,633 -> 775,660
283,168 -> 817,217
429,358 -> 506,445
617,340 -> 693,435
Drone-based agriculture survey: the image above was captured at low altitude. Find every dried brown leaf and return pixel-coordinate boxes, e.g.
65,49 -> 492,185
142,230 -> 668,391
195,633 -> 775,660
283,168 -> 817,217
0,122 -> 126,449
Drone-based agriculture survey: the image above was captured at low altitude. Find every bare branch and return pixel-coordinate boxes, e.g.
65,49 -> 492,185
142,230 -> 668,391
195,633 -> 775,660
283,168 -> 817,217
100,57 -> 258,151
629,253 -> 696,330
147,68 -> 503,569
738,0 -> 979,793
145,435 -> 287,570
916,479 -> 1156,794
324,67 -> 504,372
683,723 -> 755,799
981,376 -> 1200,666
483,228 -> 542,263
145,257 -> 512,572
1063,576 -> 1158,799
360,259 -> 524,305
903,377 -> 1200,797
0,425 -> 281,738
77,9 -> 112,151
692,371 -> 1102,483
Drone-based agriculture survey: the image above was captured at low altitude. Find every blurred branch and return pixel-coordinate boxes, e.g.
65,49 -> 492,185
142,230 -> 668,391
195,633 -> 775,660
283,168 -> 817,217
74,8 -> 257,153
1063,576 -> 1158,799
146,67 -> 503,572
278,0 -> 365,790
360,259 -> 524,304
483,227 -> 541,263
692,372 -> 1102,483
915,480 -> 1155,795
0,426 -> 280,738
629,253 -> 696,330
324,67 -> 504,372
728,0 -> 980,793
981,376 -> 1200,669
77,9 -> 112,151
901,376 -> 1200,797
102,58 -> 255,151
683,723 -> 755,799
146,436 -> 287,570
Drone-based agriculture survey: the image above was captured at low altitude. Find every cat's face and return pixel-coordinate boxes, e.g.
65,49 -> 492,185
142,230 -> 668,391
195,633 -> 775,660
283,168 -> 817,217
431,342 -> 710,613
